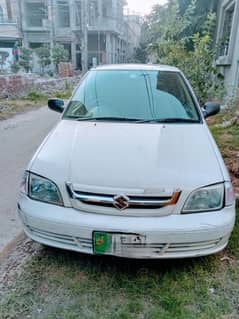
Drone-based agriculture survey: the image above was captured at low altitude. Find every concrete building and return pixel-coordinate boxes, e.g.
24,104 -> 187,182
0,0 -> 22,70
216,0 -> 239,96
123,13 -> 142,62
18,0 -> 139,72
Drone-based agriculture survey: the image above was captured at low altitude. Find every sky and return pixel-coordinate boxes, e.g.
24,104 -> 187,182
126,0 -> 168,15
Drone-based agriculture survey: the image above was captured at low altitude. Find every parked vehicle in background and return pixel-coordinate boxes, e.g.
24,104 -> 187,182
18,64 -> 236,259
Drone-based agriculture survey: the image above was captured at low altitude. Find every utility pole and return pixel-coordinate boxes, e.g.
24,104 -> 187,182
81,0 -> 88,73
97,13 -> 101,65
97,0 -> 103,65
17,0 -> 24,46
69,0 -> 76,69
125,7 -> 129,62
97,0 -> 100,65
48,0 -> 55,72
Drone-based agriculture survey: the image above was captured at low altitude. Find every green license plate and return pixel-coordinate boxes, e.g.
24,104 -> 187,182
93,232 -> 146,255
93,232 -> 112,254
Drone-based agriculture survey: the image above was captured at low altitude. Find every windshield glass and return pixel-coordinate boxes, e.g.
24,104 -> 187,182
64,70 -> 200,122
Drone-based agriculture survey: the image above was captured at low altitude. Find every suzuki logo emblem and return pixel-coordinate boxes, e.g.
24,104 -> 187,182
113,194 -> 130,210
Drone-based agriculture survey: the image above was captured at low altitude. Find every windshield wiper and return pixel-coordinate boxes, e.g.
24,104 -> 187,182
137,118 -> 200,124
75,117 -> 143,122
72,117 -> 200,123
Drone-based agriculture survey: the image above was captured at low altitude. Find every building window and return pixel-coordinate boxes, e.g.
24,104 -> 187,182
25,2 -> 48,27
57,1 -> 70,27
102,0 -> 112,18
0,6 -> 4,22
219,3 -> 235,57
29,42 -> 45,49
88,0 -> 98,26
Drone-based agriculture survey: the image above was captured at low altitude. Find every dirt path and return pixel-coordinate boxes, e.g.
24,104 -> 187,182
0,106 -> 59,252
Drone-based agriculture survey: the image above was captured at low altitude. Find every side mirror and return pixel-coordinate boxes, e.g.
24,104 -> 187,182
48,98 -> 64,113
202,102 -> 220,118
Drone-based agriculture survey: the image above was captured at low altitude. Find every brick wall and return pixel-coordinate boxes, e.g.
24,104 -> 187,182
58,63 -> 74,78
0,77 -> 7,97
0,74 -> 80,98
0,75 -> 29,98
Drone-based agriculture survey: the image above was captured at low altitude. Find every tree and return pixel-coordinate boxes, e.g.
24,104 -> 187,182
136,0 -> 223,102
134,44 -> 148,63
19,48 -> 33,72
142,0 -> 197,44
52,44 -> 69,72
11,63 -> 21,73
35,46 -> 51,74
178,0 -> 218,41
180,0 -> 218,14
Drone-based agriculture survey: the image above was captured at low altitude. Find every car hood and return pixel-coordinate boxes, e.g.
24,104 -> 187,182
30,120 -> 224,195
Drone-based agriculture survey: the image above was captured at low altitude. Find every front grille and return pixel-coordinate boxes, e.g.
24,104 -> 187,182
123,239 -> 222,254
26,226 -> 223,257
66,183 -> 181,210
27,226 -> 92,251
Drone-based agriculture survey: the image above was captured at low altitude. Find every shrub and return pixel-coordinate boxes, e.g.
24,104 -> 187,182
19,48 -> 33,72
26,91 -> 47,102
52,45 -> 69,72
11,63 -> 21,74
55,90 -> 72,99
35,47 -> 51,74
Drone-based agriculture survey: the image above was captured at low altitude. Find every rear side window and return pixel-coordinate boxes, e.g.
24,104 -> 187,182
64,70 -> 200,121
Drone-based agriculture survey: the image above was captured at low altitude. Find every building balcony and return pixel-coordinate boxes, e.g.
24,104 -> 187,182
216,55 -> 232,66
0,18 -> 17,25
55,27 -> 72,38
0,23 -> 21,40
87,18 -> 123,34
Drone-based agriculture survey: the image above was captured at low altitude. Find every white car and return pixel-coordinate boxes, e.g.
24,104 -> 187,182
18,64 -> 236,259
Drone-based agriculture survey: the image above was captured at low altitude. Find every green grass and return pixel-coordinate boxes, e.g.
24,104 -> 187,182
209,114 -> 239,196
0,88 -> 71,120
0,98 -> 46,120
55,90 -> 72,99
210,124 -> 239,153
1,207 -> 238,319
26,91 -> 48,102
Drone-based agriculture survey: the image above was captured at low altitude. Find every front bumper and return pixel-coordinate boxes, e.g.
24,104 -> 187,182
18,194 -> 236,259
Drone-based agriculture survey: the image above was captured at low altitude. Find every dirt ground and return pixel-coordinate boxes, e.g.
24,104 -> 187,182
207,108 -> 239,195
0,106 -> 59,251
226,153 -> 239,195
0,235 -> 39,300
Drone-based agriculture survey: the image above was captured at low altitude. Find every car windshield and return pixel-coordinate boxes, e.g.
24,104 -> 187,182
63,70 -> 200,123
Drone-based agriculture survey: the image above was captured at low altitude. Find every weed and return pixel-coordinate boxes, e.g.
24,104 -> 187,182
26,91 -> 47,102
55,91 -> 72,99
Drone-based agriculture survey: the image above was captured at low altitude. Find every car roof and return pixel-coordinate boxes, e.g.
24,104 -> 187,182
93,64 -> 180,72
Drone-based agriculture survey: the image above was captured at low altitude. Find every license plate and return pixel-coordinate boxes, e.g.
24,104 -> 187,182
93,232 -> 112,254
93,232 -> 146,255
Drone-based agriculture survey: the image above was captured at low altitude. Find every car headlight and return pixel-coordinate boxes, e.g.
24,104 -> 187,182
182,183 -> 224,213
20,172 -> 63,206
